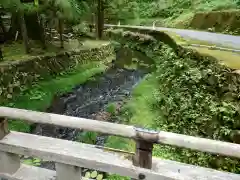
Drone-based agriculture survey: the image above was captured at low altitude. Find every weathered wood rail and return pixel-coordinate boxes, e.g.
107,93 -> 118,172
0,107 -> 240,180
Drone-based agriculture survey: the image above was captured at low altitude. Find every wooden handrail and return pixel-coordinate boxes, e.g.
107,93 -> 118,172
0,107 -> 240,159
1,131 -> 183,180
1,131 -> 240,180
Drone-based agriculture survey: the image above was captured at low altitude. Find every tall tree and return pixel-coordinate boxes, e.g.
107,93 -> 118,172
42,0 -> 83,48
97,0 -> 104,39
19,9 -> 30,53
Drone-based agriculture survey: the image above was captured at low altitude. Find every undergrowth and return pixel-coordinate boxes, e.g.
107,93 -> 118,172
106,29 -> 240,174
153,45 -> 240,173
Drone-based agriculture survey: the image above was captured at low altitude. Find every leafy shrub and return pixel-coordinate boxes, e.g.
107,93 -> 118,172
73,22 -> 89,37
107,29 -> 240,173
152,44 -> 240,173
23,158 -> 41,166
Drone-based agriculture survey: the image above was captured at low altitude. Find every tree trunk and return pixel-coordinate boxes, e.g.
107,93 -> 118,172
89,13 -> 94,32
24,12 -> 46,49
58,18 -> 64,48
0,16 -> 6,34
97,0 -> 104,39
19,11 -> 30,53
38,14 -> 46,49
7,12 -> 19,41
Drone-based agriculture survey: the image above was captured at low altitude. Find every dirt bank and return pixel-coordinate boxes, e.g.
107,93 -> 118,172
190,10 -> 240,35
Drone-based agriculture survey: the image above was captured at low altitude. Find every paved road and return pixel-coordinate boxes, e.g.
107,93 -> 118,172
105,24 -> 240,50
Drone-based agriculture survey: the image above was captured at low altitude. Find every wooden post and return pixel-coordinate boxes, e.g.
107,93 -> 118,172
134,140 -> 153,169
132,127 -> 158,180
55,163 -> 82,180
0,118 -> 9,140
0,118 -> 20,175
132,140 -> 153,180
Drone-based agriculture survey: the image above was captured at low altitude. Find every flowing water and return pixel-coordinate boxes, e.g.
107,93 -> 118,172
31,67 -> 146,141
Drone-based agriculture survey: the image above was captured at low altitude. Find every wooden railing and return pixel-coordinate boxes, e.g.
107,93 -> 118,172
0,107 -> 240,180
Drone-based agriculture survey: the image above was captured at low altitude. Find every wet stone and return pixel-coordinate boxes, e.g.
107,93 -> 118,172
63,94 -> 77,104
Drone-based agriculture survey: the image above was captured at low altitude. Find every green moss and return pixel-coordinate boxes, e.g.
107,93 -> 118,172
107,174 -> 130,180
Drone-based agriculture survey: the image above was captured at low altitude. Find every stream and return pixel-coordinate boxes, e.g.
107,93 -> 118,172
31,67 -> 147,141
28,47 -> 153,170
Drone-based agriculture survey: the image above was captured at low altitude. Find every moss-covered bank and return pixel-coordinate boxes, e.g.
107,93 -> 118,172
7,61 -> 111,132
105,29 -> 240,173
0,41 -> 113,104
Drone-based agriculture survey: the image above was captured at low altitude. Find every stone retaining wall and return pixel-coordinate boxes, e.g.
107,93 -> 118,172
0,43 -> 114,103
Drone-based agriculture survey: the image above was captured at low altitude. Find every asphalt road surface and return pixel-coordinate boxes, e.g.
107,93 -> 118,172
105,24 -> 240,50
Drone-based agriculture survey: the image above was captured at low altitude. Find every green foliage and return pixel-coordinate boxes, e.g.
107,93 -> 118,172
107,174 -> 130,180
0,0 -> 87,24
105,0 -> 239,28
107,29 -> 240,173
73,22 -> 90,36
105,73 -> 159,152
237,0 -> 240,6
149,45 -> 240,172
106,103 -> 117,115
42,0 -> 84,22
77,131 -> 98,144
105,0 -> 139,23
23,158 -> 41,166
0,0 -> 23,11
154,46 -> 240,140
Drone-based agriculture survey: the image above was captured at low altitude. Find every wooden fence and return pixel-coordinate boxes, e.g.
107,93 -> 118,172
0,107 -> 240,180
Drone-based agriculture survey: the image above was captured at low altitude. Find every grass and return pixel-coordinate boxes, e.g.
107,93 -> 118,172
188,46 -> 240,69
5,58 -> 112,132
105,73 -> 159,152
